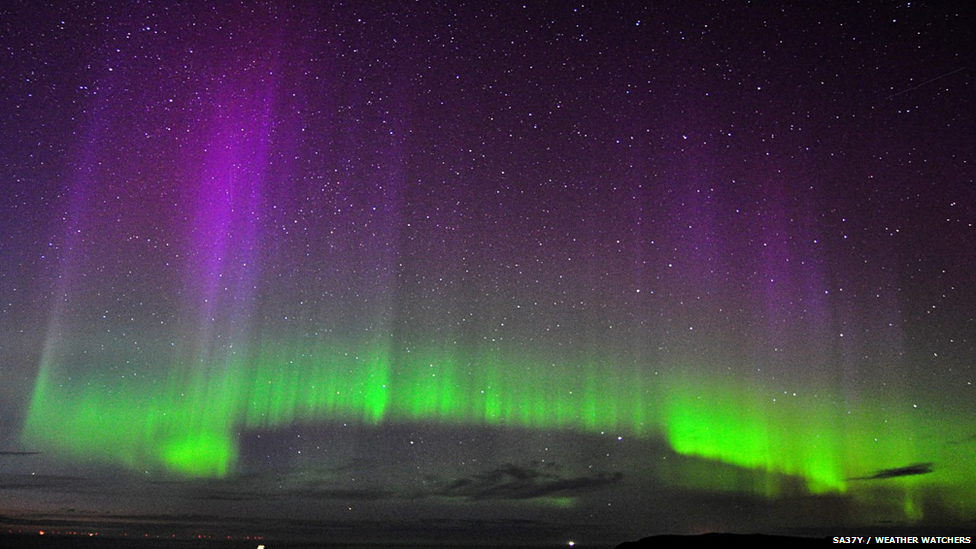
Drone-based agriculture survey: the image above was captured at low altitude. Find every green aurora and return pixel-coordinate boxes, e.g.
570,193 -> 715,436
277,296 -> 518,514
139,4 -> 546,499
22,339 -> 975,521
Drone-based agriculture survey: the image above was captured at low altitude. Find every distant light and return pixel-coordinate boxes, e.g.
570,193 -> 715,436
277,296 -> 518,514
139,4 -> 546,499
257,545 -> 266,549
568,542 -> 575,547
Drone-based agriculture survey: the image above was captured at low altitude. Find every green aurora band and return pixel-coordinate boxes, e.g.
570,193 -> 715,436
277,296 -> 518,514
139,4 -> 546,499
21,340 -> 975,520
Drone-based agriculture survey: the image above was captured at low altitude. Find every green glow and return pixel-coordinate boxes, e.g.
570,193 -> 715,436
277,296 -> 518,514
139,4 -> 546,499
664,374 -> 846,494
161,433 -> 236,477
540,497 -> 577,509
21,340 -> 975,519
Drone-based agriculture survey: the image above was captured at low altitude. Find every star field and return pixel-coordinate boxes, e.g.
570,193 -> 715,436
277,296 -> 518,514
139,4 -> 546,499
0,1 -> 973,544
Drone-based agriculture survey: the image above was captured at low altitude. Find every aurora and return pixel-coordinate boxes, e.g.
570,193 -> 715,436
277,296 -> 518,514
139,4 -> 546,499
23,339 -> 975,522
2,1 -> 973,545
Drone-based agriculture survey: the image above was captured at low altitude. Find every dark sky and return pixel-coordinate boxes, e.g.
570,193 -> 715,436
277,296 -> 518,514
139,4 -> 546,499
0,1 -> 973,545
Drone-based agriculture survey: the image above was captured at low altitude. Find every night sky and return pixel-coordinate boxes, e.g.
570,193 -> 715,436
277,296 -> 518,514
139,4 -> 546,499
1,1 -> 974,545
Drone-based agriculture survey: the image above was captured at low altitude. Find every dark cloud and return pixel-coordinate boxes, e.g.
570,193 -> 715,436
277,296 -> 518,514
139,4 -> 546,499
433,462 -> 622,501
192,492 -> 260,502
0,473 -> 90,491
324,457 -> 374,473
948,433 -> 976,446
193,486 -> 392,502
850,463 -> 934,481
186,466 -> 391,502
110,514 -> 221,522
292,488 -> 393,500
